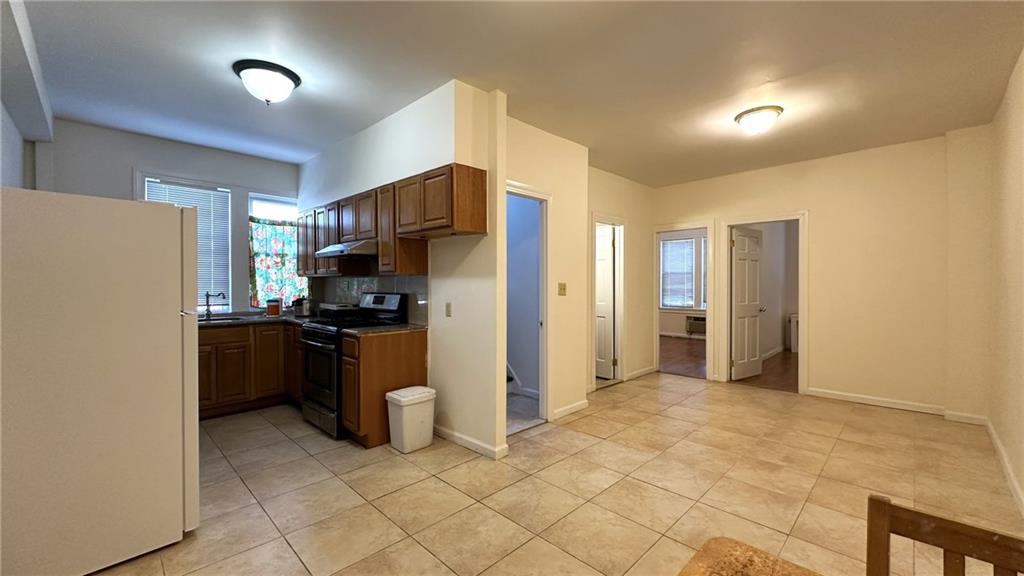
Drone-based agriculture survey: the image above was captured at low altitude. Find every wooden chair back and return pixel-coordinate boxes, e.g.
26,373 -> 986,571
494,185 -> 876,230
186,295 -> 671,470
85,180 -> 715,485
867,495 -> 1024,576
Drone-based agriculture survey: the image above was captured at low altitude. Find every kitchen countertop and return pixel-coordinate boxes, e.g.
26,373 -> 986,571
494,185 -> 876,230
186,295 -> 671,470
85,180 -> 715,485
341,324 -> 427,336
198,314 -> 427,336
197,312 -> 315,327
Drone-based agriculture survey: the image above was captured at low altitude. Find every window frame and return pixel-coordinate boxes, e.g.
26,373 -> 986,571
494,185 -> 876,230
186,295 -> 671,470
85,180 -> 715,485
248,192 -> 299,221
658,228 -> 708,311
135,170 -> 234,310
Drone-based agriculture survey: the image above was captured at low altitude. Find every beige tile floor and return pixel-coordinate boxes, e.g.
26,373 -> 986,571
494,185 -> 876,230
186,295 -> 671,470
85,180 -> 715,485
99,373 -> 1023,576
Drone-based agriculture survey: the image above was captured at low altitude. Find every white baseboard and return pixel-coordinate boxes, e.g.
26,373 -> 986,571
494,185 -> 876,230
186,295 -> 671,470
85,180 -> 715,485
762,346 -> 783,361
660,332 -> 706,340
625,366 -> 657,380
805,387 -> 944,415
943,410 -> 989,426
433,424 -> 507,459
986,417 -> 1024,517
552,399 -> 588,420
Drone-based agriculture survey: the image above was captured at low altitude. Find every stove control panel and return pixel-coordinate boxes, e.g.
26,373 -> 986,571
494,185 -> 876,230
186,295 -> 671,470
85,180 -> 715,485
359,292 -> 403,311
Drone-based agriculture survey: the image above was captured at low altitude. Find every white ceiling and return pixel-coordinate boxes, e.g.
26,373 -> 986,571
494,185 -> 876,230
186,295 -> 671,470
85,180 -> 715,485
23,2 -> 1024,186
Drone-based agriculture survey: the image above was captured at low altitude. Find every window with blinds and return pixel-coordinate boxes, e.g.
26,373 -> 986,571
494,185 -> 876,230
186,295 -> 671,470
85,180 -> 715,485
661,238 -> 696,308
144,177 -> 231,308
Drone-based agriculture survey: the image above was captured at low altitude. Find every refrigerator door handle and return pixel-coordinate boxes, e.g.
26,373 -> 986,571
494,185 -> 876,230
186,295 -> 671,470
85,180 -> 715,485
180,311 -> 198,316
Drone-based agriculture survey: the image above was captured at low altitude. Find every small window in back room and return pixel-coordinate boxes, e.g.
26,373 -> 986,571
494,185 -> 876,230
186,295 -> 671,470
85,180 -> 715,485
249,194 -> 307,308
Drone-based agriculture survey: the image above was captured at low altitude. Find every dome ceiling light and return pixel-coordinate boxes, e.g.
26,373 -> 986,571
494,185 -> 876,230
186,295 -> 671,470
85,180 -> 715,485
232,59 -> 301,105
734,105 -> 784,136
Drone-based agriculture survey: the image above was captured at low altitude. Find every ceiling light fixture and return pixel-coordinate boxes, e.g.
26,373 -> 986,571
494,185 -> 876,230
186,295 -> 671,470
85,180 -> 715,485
734,105 -> 784,135
232,59 -> 301,105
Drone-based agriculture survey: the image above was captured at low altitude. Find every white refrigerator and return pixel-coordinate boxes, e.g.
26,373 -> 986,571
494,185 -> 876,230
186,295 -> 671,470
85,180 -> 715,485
1,187 -> 200,575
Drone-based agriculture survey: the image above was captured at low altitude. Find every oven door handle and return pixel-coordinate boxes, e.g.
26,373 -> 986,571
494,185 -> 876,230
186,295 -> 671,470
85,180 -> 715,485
299,339 -> 336,351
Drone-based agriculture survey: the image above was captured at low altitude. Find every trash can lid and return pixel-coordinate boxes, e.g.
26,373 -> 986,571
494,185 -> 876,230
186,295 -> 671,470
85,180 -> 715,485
386,386 -> 436,406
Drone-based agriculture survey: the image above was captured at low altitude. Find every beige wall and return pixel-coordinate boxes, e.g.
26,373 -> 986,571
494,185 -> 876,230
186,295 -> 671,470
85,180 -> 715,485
588,168 -> 658,381
299,81 -> 456,210
508,118 -> 590,416
945,125 -> 995,419
428,83 -> 507,457
33,119 -> 298,311
38,119 -> 298,200
654,137 -> 950,409
989,46 -> 1024,508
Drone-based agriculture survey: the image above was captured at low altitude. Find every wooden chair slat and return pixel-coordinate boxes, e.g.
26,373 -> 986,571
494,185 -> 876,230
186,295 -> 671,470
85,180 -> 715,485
943,550 -> 965,576
867,495 -> 893,576
867,496 -> 1024,575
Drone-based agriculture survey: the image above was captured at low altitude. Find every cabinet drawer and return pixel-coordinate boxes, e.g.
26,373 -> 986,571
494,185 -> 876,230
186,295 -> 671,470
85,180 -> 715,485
342,336 -> 359,358
199,325 -> 250,345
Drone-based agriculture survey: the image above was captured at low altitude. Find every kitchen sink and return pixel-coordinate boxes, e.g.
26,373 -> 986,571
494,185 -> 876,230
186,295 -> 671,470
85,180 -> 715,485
198,316 -> 245,323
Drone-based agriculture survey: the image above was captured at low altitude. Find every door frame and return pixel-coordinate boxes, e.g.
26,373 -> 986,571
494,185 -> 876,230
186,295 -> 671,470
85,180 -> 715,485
719,211 -> 809,393
589,214 -> 626,390
653,220 -> 715,381
506,183 -> 550,420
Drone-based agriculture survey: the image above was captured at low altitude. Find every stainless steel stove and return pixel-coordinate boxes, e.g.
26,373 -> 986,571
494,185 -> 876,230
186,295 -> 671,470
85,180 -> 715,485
300,293 -> 408,438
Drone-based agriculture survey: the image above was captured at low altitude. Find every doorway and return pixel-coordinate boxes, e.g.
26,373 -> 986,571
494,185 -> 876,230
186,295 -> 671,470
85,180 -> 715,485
657,227 -> 709,379
506,193 -> 546,434
594,221 -> 623,388
728,220 -> 799,392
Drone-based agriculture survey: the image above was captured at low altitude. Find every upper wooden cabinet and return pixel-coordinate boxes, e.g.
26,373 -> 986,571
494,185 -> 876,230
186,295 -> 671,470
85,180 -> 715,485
314,206 -> 337,275
377,184 -> 428,276
339,198 -> 356,242
297,210 -> 315,277
356,191 -> 377,240
395,176 -> 422,234
395,163 -> 487,239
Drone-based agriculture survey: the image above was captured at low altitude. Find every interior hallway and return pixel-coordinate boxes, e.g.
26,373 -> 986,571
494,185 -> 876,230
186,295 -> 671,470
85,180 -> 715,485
140,373 -> 1022,576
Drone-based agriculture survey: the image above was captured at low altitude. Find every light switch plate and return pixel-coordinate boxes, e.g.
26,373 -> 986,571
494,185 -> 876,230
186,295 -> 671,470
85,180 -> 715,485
445,302 -> 452,317
558,282 -> 567,296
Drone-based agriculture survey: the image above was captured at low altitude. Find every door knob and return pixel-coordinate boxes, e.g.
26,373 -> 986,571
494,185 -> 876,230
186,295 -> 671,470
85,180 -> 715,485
759,305 -> 767,313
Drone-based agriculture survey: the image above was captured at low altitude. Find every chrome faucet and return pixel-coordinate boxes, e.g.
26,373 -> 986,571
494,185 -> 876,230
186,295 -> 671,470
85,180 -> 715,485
204,291 -> 226,320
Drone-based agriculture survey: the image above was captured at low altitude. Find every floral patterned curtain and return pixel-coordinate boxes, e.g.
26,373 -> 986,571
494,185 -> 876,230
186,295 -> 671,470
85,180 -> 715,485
249,216 -> 308,308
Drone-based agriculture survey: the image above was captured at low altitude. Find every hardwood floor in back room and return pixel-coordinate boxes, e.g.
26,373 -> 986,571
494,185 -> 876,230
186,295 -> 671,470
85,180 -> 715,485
658,336 -> 797,393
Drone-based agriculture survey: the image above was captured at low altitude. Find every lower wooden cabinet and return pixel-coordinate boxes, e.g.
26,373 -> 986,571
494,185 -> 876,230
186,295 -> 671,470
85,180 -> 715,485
283,325 -> 304,401
215,342 -> 251,404
199,322 -> 296,419
341,329 -> 427,448
252,325 -> 285,398
198,345 -> 216,408
341,357 -> 360,432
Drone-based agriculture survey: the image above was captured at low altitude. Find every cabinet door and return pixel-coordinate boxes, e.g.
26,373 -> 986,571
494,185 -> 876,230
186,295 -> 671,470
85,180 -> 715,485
421,166 -> 453,230
341,357 -> 360,433
377,185 -> 396,273
315,206 -> 339,275
303,211 -> 316,275
252,325 -> 285,398
215,342 -> 251,404
356,191 -> 377,239
339,199 -> 357,242
296,212 -> 308,276
395,175 -> 422,234
198,345 -> 216,408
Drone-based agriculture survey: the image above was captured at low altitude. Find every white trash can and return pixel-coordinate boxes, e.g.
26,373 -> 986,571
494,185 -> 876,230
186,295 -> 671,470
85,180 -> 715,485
386,386 -> 437,453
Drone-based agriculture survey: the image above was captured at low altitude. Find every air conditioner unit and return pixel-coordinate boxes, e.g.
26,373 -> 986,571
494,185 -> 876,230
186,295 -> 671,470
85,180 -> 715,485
686,315 -> 706,335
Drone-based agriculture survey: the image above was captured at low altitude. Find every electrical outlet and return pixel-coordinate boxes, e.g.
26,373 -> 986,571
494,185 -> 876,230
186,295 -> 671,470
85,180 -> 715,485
558,282 -> 567,296
445,302 -> 452,317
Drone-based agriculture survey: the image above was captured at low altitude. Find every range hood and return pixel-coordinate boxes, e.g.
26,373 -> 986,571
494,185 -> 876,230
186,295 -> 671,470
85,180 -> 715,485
315,239 -> 378,258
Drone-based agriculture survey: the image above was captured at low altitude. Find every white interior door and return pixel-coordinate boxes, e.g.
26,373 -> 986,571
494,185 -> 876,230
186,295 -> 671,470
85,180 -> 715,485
595,224 -> 616,379
732,226 -> 764,380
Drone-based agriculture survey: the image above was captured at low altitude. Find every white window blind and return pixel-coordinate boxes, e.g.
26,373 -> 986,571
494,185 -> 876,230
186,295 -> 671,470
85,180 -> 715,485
145,178 -> 231,307
661,238 -> 696,308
